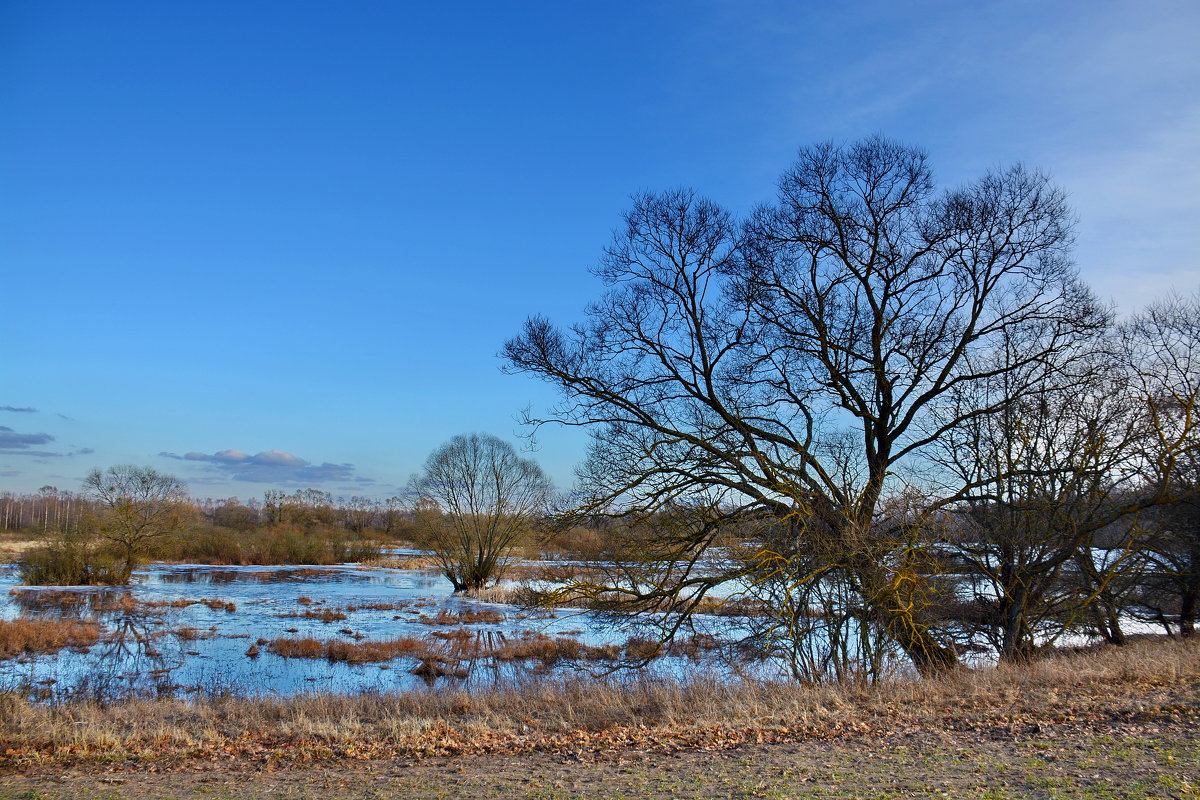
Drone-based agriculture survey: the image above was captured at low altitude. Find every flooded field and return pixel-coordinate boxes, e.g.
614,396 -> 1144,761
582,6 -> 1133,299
5,554 -> 1137,703
0,558 -> 663,702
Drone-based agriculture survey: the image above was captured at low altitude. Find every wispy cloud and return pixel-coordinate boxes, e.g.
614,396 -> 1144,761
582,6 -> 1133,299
160,448 -> 371,486
0,428 -> 95,460
0,426 -> 55,453
1,406 -> 37,413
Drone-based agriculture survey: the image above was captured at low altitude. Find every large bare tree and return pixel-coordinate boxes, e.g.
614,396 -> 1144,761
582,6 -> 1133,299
504,136 -> 1107,676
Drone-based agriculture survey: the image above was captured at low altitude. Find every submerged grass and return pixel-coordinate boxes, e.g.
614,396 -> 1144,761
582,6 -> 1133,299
418,608 -> 505,625
1,637 -> 1196,766
265,629 -> 621,665
277,608 -> 348,623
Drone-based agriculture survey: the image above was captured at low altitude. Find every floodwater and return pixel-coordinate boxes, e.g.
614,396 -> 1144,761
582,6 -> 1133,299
0,559 -> 634,702
5,554 -> 1140,702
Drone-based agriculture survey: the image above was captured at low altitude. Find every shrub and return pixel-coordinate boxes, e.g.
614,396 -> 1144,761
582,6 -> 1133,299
17,535 -> 127,586
158,524 -> 381,566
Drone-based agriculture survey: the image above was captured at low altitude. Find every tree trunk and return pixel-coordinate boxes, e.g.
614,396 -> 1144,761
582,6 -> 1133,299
998,583 -> 1031,663
854,558 -> 960,676
1181,589 -> 1197,639
881,608 -> 961,676
1104,605 -> 1127,646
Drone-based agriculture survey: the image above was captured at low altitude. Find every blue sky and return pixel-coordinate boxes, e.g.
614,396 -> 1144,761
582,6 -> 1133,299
2,0 -> 1198,499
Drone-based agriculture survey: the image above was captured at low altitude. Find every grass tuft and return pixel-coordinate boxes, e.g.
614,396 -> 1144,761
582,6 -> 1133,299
0,618 -> 103,658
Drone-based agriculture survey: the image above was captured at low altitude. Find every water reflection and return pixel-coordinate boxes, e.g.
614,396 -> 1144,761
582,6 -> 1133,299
1,561 -> 648,703
149,564 -> 442,588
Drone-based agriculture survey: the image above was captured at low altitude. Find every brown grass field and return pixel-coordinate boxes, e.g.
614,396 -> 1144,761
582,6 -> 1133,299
1,637 -> 1197,798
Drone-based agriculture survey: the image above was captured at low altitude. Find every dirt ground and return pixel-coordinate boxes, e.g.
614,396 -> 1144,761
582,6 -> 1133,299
4,716 -> 1196,800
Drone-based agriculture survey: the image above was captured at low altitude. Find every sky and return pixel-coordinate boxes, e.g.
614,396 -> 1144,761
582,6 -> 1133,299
2,0 -> 1198,500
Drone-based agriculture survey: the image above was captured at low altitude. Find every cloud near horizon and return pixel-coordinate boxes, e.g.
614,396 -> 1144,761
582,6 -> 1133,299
160,448 -> 372,486
0,426 -> 58,456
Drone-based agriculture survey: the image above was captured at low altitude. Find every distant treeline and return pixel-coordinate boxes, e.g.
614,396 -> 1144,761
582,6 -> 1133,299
0,488 -> 414,538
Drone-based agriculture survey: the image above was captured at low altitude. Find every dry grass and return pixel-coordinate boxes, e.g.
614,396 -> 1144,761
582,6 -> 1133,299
267,628 -> 637,668
502,562 -> 607,584
267,635 -> 426,663
471,581 -> 769,619
171,626 -> 217,641
89,593 -> 141,613
488,632 -> 619,664
0,536 -> 43,560
266,637 -> 325,659
142,598 -> 198,609
198,598 -> 237,613
463,584 -> 536,605
418,609 -> 505,625
0,638 -> 1197,765
0,617 -> 103,658
343,601 -> 408,612
261,629 -> 649,670
366,554 -> 441,570
278,608 -> 349,623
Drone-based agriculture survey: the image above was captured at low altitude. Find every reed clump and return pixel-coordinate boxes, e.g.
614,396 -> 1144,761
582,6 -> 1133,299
278,608 -> 348,623
267,635 -> 426,663
418,609 -> 505,625
365,554 -> 440,570
0,617 -> 103,658
343,601 -> 408,612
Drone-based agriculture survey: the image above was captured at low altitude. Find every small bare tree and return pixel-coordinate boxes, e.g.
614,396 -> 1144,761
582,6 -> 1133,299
414,433 -> 551,593
83,465 -> 189,581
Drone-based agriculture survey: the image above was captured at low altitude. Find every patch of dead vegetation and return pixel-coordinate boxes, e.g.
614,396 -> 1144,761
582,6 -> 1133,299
0,618 -> 103,658
0,638 -> 1196,768
0,536 -> 42,560
417,609 -> 505,625
141,598 -> 197,610
7,589 -> 89,610
267,636 -> 426,663
198,598 -> 236,613
364,555 -> 441,570
277,608 -> 349,623
342,602 -> 408,612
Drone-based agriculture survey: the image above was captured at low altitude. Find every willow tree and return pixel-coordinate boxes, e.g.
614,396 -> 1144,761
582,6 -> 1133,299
83,464 -> 189,581
504,137 -> 1108,677
414,433 -> 551,593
